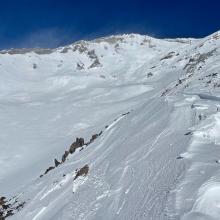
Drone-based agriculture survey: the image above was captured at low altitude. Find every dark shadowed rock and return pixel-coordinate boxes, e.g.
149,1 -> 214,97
89,58 -> 102,69
72,43 -> 88,53
62,151 -> 69,162
147,72 -> 153,77
122,112 -> 130,116
54,159 -> 61,167
87,50 -> 97,59
2,204 -> 9,210
69,138 -> 84,154
33,63 -> 37,69
15,202 -> 25,211
77,62 -> 84,70
90,134 -> 99,143
0,195 -> 26,218
184,131 -> 193,136
5,210 -> 13,217
74,165 -> 89,180
0,197 -> 6,206
44,166 -> 55,175
76,138 -> 84,146
161,89 -> 170,97
184,49 -> 217,73
160,52 -> 175,61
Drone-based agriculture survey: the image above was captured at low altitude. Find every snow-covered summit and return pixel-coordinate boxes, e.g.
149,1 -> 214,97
0,31 -> 220,220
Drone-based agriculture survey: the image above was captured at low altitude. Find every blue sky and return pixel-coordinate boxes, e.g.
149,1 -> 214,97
0,0 -> 219,49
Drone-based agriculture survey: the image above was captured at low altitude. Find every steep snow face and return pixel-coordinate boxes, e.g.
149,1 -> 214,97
0,31 -> 220,220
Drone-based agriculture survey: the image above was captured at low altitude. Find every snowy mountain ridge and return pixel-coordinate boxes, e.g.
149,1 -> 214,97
0,30 -> 220,220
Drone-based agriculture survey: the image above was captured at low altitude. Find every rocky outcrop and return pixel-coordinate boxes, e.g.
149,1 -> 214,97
62,151 -> 69,163
0,196 -> 25,219
184,49 -> 217,73
89,58 -> 102,68
77,62 -> 85,70
160,51 -> 175,61
74,165 -> 89,180
54,159 -> 61,167
69,138 -> 84,154
87,50 -> 97,59
41,111 -> 131,177
33,63 -> 37,69
44,166 -> 55,175
147,72 -> 153,78
72,43 -> 88,53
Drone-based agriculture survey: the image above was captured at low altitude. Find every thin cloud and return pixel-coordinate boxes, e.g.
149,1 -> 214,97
18,28 -> 81,49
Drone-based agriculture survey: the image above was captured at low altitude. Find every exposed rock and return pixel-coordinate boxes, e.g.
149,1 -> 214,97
77,62 -> 84,70
54,159 -> 61,167
213,33 -> 220,40
0,195 -> 24,219
69,138 -> 84,154
0,198 -> 6,206
140,39 -> 156,48
62,151 -> 69,163
114,43 -> 120,52
160,52 -> 175,61
72,43 -> 88,53
161,89 -> 170,96
15,202 -> 25,211
44,166 -> 55,175
74,165 -> 89,180
5,210 -> 13,217
184,49 -> 217,73
89,134 -> 99,143
33,63 -> 37,69
214,83 -> 220,88
122,112 -> 130,116
89,58 -> 102,69
2,204 -> 9,210
175,78 -> 186,87
147,72 -> 153,78
40,113 -> 131,179
184,131 -> 193,136
87,50 -> 97,59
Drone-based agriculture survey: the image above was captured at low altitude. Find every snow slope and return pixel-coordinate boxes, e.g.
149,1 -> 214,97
0,31 -> 220,220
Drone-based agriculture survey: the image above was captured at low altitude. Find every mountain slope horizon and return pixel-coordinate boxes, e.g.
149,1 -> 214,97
1,30 -> 219,52
0,30 -> 220,220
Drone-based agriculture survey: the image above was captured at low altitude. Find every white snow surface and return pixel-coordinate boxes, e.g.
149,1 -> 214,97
0,31 -> 220,219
